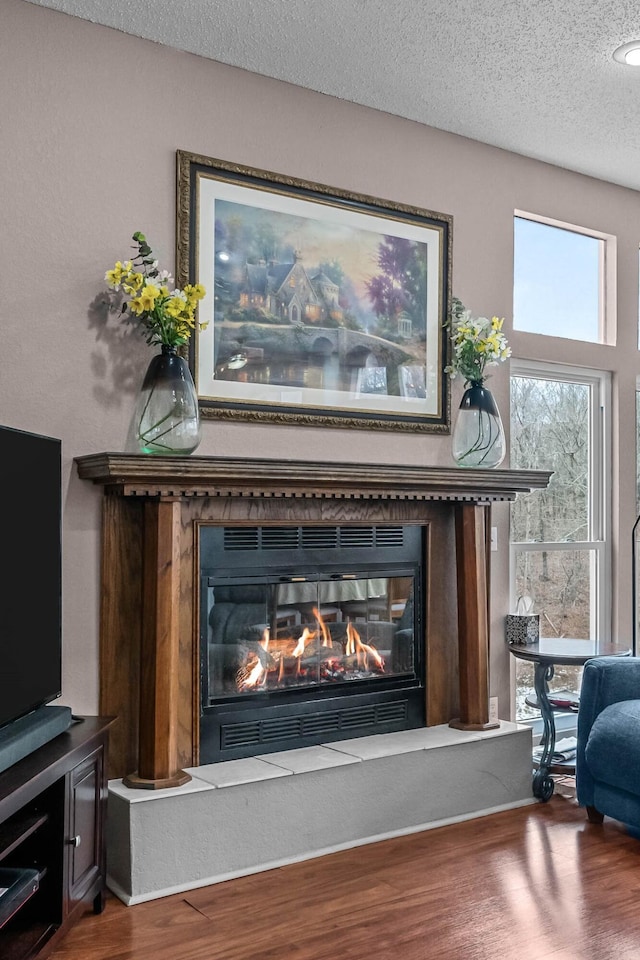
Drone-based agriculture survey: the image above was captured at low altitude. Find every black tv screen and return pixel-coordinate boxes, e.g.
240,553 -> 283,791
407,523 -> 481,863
0,425 -> 62,729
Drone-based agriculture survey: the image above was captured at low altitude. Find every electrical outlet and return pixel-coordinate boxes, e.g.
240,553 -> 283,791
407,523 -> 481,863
490,526 -> 498,551
489,697 -> 499,722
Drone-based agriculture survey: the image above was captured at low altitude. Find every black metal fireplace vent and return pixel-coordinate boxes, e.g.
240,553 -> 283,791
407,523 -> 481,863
220,699 -> 408,751
222,525 -> 405,553
201,524 -> 416,574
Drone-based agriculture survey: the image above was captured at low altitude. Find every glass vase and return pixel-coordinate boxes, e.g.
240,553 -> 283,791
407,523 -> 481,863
126,345 -> 201,455
451,382 -> 505,468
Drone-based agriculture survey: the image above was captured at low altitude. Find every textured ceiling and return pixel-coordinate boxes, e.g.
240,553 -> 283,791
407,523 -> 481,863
23,0 -> 640,192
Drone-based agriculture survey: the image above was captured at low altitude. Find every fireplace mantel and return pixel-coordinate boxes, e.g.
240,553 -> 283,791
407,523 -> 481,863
76,452 -> 548,502
76,452 -> 551,789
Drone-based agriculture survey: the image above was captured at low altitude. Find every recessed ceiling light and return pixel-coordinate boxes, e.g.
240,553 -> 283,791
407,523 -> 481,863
613,41 -> 640,65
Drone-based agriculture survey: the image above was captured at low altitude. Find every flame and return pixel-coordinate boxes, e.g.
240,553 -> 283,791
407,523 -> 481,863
345,621 -> 357,657
361,640 -> 385,671
235,605 -> 387,693
345,621 -> 385,671
291,626 -> 316,658
236,627 -> 273,691
238,655 -> 267,691
313,607 -> 332,647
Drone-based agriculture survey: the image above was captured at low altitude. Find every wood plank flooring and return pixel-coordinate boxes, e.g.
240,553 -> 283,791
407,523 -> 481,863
49,784 -> 640,960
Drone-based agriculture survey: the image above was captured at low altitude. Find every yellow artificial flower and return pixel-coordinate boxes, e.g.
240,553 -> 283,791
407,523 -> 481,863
447,298 -> 511,384
174,319 -> 193,340
105,260 -> 127,287
184,283 -> 206,303
138,284 -> 160,312
165,296 -> 187,318
122,272 -> 144,294
104,233 -> 207,348
128,295 -> 145,316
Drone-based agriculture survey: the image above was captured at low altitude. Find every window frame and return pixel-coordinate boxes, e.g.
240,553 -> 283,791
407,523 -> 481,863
513,210 -> 616,345
509,359 -> 612,646
634,378 -> 640,654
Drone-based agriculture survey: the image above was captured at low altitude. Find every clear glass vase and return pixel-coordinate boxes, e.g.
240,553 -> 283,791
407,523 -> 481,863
126,345 -> 201,455
451,382 -> 505,468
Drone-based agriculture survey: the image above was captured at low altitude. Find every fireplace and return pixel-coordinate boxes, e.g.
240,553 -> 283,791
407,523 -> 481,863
75,452 -> 550,788
199,523 -> 425,761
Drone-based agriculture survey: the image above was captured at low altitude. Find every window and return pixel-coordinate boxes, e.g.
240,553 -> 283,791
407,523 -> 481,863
510,362 -> 611,720
635,383 -> 640,651
637,383 -> 640,515
513,214 -> 612,343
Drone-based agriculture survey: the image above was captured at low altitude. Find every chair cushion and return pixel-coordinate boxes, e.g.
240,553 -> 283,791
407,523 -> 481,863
585,699 -> 640,796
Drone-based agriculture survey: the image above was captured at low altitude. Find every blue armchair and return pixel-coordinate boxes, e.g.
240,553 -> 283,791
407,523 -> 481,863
576,656 -> 640,828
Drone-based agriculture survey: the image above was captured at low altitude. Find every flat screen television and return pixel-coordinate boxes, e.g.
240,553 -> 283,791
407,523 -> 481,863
0,424 -> 62,730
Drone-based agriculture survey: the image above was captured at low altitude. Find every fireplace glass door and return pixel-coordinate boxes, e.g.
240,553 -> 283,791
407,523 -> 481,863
206,573 -> 416,701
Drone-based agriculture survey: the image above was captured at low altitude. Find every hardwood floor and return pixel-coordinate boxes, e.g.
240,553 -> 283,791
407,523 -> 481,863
50,782 -> 640,960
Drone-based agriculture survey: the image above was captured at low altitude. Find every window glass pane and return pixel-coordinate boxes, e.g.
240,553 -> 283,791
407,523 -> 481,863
635,524 -> 640,655
514,549 -> 593,639
511,376 -> 590,541
636,389 -> 640,648
514,217 -> 601,342
637,388 -> 640,515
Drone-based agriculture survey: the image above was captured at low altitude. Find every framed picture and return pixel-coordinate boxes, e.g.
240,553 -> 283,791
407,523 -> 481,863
176,151 -> 452,433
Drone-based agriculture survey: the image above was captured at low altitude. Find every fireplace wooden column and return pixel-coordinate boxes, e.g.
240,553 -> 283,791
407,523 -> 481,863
123,498 -> 191,789
76,454 -> 550,786
450,502 -> 494,730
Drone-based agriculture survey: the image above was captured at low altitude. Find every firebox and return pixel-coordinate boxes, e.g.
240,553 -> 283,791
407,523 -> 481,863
199,524 -> 425,762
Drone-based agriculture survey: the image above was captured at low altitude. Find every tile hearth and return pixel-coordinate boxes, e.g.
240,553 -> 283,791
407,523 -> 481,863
107,720 -> 533,904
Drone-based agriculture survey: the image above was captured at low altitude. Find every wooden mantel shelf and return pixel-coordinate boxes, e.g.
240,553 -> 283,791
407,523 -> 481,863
75,452 -> 551,502
76,452 -> 551,789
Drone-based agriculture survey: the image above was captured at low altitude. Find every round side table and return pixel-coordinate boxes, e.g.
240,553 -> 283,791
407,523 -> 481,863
509,639 -> 631,801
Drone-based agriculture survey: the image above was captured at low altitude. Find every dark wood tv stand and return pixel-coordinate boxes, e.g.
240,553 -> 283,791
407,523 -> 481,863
0,716 -> 113,960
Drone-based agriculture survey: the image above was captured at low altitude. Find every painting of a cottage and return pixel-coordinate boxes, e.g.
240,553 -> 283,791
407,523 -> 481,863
211,198 -> 429,398
187,157 -> 450,430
